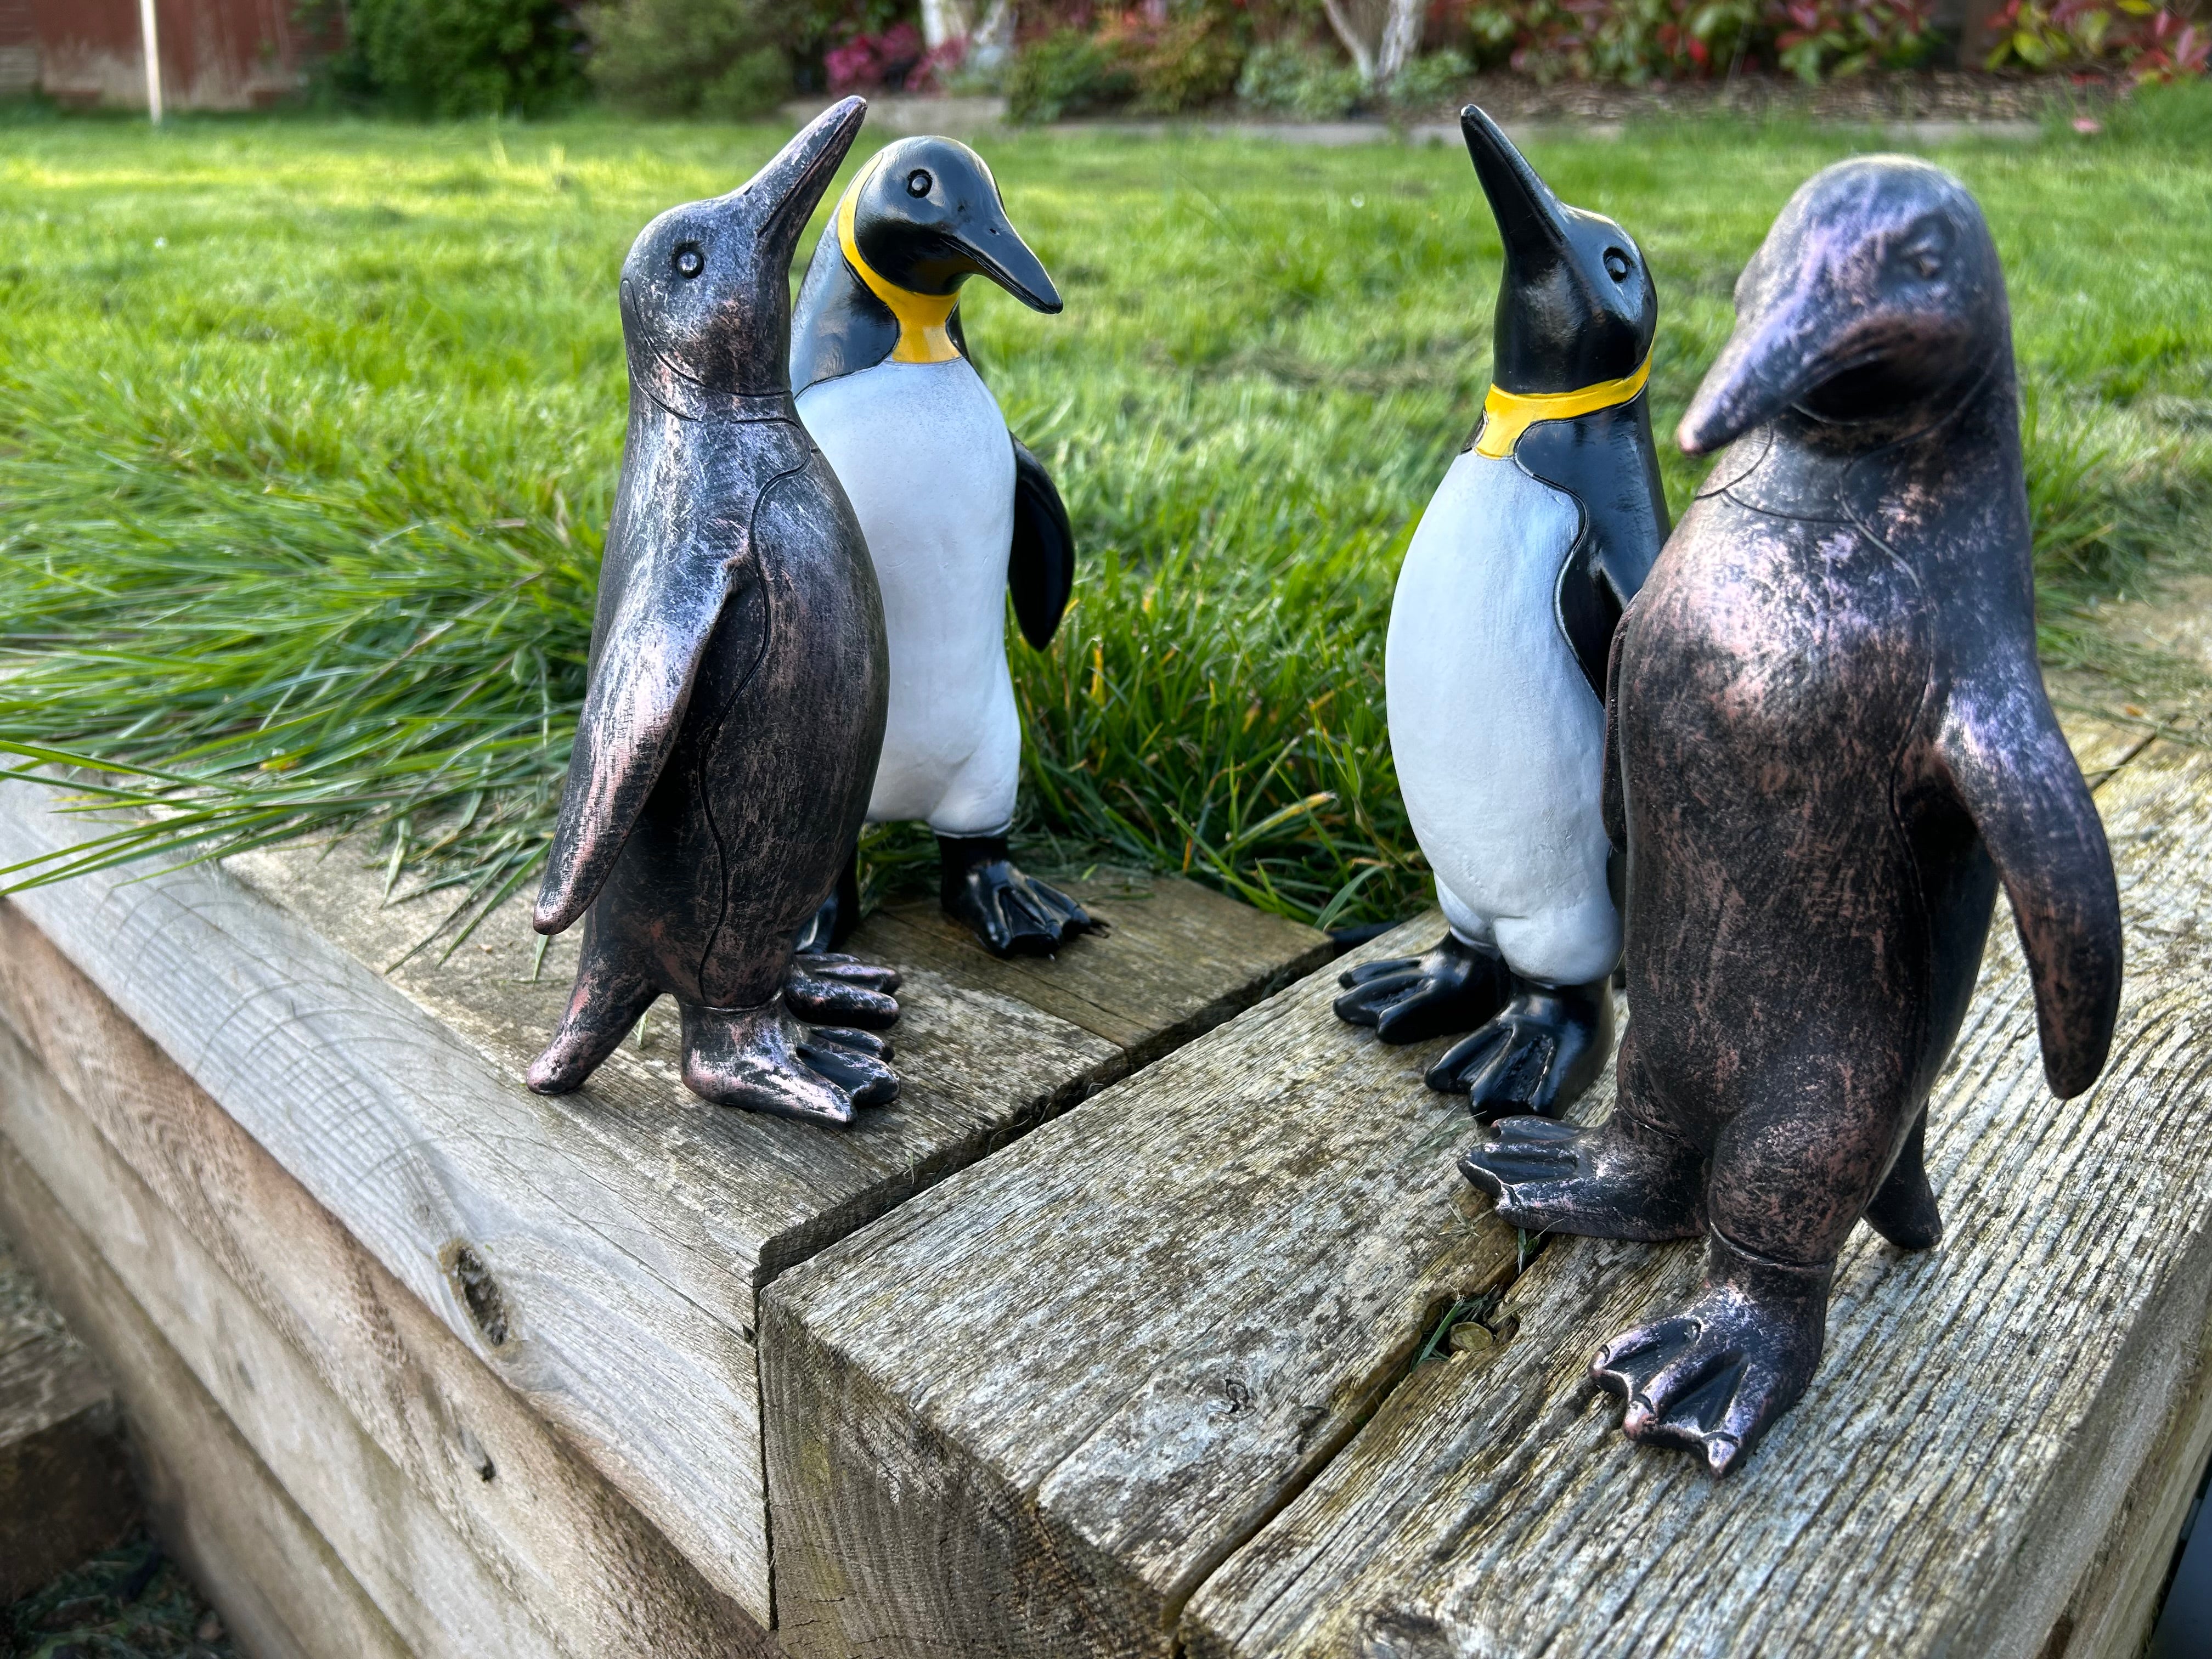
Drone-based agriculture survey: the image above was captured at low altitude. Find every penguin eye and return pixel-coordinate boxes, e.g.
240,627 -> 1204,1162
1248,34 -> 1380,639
906,168 -> 933,198
673,245 -> 704,280
1603,249 -> 1633,283
1894,217 -> 1953,281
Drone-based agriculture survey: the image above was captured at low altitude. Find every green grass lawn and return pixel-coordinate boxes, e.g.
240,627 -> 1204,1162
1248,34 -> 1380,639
1,95 -> 2208,933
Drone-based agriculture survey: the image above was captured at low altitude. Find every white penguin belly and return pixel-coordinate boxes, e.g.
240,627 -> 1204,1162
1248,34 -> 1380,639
1387,449 -> 1618,986
798,357 -> 1020,834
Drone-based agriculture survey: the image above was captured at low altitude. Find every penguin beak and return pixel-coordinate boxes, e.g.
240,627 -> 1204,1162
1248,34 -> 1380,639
747,96 -> 869,263
1462,105 -> 1570,274
951,211 -> 1062,314
1676,295 -> 1827,455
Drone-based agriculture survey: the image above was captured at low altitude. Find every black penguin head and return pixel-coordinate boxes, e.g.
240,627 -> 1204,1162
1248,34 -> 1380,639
1679,155 -> 2007,454
1463,106 -> 1656,395
845,136 -> 1060,311
619,97 -> 867,403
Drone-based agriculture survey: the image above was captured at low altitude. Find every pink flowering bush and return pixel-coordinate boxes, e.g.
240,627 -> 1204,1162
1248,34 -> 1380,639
826,20 -> 925,88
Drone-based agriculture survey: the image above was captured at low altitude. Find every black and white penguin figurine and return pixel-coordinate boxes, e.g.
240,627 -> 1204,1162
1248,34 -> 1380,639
1335,107 -> 1668,1120
787,135 -> 1093,959
526,99 -> 906,1127
1465,156 -> 2123,1474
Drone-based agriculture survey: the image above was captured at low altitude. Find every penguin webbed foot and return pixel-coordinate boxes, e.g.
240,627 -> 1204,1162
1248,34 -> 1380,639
940,834 -> 1097,958
785,952 -> 902,1031
680,999 -> 899,1126
1592,1247 -> 1830,1478
528,974 -> 658,1096
796,1024 -> 899,1109
1426,975 -> 1613,1119
1459,1110 -> 1705,1242
1333,932 -> 1509,1045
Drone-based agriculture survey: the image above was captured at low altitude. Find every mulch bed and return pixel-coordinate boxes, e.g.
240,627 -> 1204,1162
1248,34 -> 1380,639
5,1534 -> 234,1659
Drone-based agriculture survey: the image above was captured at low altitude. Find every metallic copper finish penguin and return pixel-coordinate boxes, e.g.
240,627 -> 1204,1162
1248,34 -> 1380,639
527,99 -> 905,1127
1464,156 -> 2123,1473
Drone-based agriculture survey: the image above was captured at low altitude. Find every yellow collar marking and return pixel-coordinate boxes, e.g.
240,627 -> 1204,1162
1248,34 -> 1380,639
1474,352 -> 1651,459
836,153 -> 961,365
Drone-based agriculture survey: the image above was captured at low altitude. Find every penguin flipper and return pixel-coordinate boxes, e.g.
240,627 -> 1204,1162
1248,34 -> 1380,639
1938,674 -> 2123,1098
1009,437 -> 1075,651
534,533 -> 742,935
1521,399 -> 1669,702
1554,526 -> 1624,703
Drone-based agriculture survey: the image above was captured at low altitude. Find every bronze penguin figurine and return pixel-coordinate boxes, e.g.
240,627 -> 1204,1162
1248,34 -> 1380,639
527,98 -> 906,1127
1463,155 -> 2123,1474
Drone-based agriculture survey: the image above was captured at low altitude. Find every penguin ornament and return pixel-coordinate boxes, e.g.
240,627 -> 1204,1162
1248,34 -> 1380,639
526,98 -> 906,1127
788,136 -> 1094,958
1335,107 -> 1667,1119
1465,156 -> 2123,1473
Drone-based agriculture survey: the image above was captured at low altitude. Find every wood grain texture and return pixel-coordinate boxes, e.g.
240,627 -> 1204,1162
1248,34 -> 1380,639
0,1018 -> 578,1659
0,1225 -> 137,1603
0,905 -> 774,1659
761,912 -> 1523,1659
0,1136 -> 413,1659
762,713 -> 2176,1659
0,775 -> 1319,1620
2054,1279 -> 2212,1659
864,872 -> 1333,1064
1185,735 -> 2212,1659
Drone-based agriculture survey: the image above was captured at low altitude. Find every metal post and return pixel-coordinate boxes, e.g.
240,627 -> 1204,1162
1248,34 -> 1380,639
138,0 -> 163,125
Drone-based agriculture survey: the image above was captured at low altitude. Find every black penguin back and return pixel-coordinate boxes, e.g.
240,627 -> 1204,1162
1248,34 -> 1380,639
792,216 -> 906,392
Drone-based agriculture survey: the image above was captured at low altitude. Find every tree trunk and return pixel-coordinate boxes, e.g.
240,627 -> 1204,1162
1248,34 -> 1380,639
1376,0 -> 1423,86
919,0 -> 972,53
1317,0 -> 1378,81
969,0 -> 1015,69
1318,0 -> 1425,87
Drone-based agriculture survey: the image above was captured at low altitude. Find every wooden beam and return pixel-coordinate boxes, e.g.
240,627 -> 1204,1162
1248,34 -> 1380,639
0,777 -> 1323,1623
0,1021 -> 583,1658
0,1135 -> 411,1659
0,905 -> 775,1659
1189,733 -> 2212,1658
866,872 -> 1330,1066
763,909 -> 1527,1659
761,715 -> 2186,1659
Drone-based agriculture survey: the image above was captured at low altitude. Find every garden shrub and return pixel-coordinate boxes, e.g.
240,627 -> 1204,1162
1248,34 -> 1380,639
1770,0 -> 1938,78
584,0 -> 794,117
1470,0 -> 1965,79
1386,47 -> 1472,104
1006,29 -> 1136,120
325,0 -> 587,116
1470,0 -> 1757,80
826,21 -> 929,88
1984,0 -> 2208,77
1101,6 -> 1250,112
1467,0 -> 2198,79
1235,40 -> 1367,113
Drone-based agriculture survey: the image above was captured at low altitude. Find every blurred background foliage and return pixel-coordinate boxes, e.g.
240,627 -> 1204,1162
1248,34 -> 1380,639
289,0 -> 2202,129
